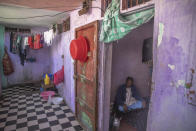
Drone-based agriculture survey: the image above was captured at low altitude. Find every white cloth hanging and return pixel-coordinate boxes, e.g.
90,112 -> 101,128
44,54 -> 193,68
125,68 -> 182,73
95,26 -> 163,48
44,29 -> 54,46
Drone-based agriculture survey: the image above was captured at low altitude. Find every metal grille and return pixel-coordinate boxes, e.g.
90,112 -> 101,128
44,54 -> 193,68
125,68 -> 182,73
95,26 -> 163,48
102,0 -> 152,12
122,0 -> 152,10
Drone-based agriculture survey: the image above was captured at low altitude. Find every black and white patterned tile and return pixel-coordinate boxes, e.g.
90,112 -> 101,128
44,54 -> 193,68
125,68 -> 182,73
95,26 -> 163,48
0,86 -> 83,131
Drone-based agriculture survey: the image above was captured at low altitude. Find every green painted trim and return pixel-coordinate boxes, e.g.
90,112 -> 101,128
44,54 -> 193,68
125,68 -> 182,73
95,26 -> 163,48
0,25 -> 7,88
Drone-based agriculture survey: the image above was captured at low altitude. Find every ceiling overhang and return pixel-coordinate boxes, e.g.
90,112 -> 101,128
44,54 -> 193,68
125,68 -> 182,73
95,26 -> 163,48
0,0 -> 83,12
0,0 -> 83,27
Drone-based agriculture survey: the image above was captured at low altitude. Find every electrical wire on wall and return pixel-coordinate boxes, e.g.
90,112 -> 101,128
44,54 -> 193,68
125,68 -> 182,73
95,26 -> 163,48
0,5 -> 105,20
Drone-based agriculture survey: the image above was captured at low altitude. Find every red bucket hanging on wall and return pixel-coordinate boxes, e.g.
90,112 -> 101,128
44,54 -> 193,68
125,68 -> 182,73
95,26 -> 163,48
70,36 -> 89,62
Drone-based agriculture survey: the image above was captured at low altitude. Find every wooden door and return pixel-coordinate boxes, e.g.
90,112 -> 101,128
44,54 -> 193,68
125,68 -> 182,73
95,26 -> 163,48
74,21 -> 99,131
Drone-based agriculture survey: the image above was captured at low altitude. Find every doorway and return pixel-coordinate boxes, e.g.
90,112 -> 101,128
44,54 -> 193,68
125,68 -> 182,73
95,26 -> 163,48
109,19 -> 154,131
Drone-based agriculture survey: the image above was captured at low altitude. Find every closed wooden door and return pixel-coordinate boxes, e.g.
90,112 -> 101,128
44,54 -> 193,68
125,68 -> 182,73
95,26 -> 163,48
74,21 -> 99,131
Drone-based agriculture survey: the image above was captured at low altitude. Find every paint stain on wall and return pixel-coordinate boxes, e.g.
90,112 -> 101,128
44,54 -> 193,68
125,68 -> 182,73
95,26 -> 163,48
176,80 -> 185,88
158,22 -> 164,47
81,112 -> 93,131
168,64 -> 175,70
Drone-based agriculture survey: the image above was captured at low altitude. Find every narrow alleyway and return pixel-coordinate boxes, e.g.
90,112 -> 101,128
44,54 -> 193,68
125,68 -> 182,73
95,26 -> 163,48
0,85 -> 82,131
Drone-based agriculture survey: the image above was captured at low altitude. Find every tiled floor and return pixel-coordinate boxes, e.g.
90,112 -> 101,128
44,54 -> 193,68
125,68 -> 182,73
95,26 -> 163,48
0,86 -> 83,131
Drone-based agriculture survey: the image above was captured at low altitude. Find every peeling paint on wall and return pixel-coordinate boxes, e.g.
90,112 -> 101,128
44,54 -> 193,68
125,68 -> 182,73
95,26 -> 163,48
176,80 -> 185,88
168,64 -> 175,70
158,23 -> 164,47
147,0 -> 196,131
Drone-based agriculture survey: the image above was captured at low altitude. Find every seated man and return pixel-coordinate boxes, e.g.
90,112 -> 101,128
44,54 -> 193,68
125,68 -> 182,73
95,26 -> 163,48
115,76 -> 146,114
113,77 -> 146,127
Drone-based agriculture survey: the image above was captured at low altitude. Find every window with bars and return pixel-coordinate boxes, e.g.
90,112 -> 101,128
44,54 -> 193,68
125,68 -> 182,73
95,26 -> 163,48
122,0 -> 152,10
102,0 -> 152,13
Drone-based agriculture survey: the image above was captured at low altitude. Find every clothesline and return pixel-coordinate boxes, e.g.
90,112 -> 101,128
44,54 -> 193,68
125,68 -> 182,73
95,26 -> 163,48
8,27 -> 57,66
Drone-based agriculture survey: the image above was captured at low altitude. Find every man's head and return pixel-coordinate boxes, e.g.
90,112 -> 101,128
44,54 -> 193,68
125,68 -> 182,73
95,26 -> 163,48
126,77 -> 134,87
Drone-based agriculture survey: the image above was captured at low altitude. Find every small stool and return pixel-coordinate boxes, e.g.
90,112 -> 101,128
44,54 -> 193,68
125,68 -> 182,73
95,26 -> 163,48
42,82 -> 55,91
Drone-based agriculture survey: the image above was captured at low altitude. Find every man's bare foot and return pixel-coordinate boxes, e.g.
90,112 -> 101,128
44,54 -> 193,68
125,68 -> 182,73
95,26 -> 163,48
142,101 -> 146,108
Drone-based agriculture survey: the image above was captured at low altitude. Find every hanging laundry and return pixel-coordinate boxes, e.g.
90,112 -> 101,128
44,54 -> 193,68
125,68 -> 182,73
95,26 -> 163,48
44,29 -> 54,46
34,34 -> 39,49
9,33 -> 26,65
21,36 -> 28,50
28,36 -> 34,48
54,66 -> 64,85
16,35 -> 22,48
24,37 -> 29,47
34,34 -> 43,49
10,32 -> 19,54
19,37 -> 27,66
2,47 -> 14,75
40,34 -> 44,48
9,32 -> 44,65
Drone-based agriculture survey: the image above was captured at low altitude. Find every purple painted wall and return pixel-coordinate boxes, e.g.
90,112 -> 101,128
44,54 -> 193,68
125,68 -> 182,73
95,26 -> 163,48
49,31 -> 72,110
49,0 -> 102,112
147,0 -> 196,131
111,20 -> 153,101
49,1 -> 105,130
4,32 -> 50,85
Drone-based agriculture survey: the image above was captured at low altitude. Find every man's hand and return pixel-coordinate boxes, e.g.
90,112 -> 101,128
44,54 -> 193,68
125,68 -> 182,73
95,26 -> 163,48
123,104 -> 128,112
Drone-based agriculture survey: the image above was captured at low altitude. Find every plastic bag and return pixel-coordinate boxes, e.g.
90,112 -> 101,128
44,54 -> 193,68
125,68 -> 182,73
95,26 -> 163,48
56,83 -> 64,97
52,97 -> 63,105
47,95 -> 52,105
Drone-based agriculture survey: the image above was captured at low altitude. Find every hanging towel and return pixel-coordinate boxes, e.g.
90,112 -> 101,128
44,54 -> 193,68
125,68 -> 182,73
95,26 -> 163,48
44,29 -> 54,46
33,34 -> 43,49
10,33 -> 19,54
40,34 -> 44,48
100,0 -> 154,43
54,66 -> 64,85
28,36 -> 34,48
24,37 -> 29,47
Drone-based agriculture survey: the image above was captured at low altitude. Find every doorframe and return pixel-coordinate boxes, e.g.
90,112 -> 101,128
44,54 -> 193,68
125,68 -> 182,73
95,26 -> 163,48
98,41 -> 113,131
74,20 -> 99,131
100,20 -> 156,131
